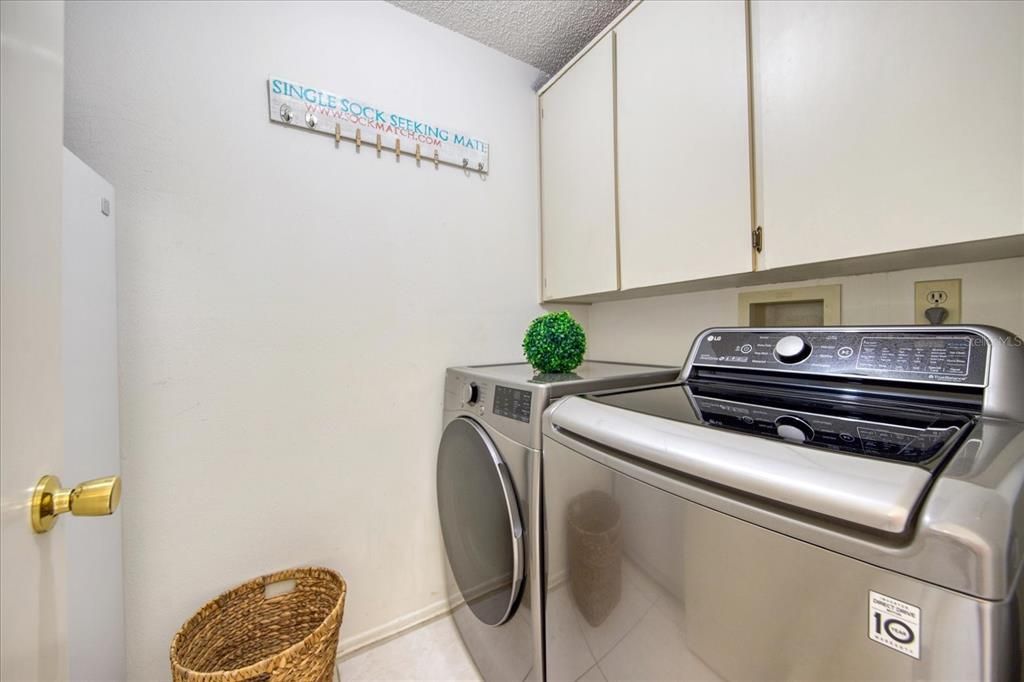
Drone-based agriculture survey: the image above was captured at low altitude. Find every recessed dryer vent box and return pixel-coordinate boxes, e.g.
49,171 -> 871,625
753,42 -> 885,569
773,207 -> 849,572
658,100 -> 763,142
738,285 -> 842,326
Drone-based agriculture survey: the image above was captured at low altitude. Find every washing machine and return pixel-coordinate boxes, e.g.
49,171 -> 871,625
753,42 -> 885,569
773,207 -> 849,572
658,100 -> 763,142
542,326 -> 1024,681
436,361 -> 679,681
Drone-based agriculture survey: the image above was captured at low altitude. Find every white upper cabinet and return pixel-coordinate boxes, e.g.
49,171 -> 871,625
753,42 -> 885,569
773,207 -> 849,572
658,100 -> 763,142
616,0 -> 753,289
752,0 -> 1024,270
541,34 -> 618,300
538,0 -> 1023,301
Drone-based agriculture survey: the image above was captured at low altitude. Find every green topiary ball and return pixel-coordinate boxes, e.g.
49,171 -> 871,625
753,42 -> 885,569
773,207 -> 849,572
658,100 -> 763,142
523,311 -> 586,374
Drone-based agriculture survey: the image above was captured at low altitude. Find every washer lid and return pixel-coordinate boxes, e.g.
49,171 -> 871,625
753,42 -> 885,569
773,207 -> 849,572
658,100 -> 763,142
547,394 -> 937,534
437,417 -> 524,626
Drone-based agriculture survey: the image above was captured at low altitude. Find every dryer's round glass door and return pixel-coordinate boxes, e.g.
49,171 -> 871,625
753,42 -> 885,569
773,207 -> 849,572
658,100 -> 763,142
436,417 -> 524,626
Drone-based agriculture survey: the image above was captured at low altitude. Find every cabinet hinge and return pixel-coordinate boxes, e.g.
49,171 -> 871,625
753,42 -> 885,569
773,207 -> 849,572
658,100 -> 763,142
752,226 -> 763,253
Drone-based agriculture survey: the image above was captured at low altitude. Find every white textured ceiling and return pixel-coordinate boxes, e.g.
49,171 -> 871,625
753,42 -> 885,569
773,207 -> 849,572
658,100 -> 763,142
388,1 -> 630,78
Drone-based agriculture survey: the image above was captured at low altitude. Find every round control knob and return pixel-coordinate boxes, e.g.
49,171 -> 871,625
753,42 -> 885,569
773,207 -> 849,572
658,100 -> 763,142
775,415 -> 814,443
461,382 -> 479,405
774,335 -> 812,364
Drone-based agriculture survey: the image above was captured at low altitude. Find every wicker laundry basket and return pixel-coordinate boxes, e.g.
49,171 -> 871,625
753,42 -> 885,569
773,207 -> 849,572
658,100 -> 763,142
170,567 -> 346,682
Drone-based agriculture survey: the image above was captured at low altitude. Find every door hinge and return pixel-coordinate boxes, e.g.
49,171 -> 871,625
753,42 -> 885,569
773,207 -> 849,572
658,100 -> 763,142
752,226 -> 763,253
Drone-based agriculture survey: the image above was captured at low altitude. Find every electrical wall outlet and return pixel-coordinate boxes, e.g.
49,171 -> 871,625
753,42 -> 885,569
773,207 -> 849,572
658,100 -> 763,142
914,279 -> 961,324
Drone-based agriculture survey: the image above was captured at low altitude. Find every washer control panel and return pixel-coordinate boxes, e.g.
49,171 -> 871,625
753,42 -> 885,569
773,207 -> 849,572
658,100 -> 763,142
691,330 -> 988,386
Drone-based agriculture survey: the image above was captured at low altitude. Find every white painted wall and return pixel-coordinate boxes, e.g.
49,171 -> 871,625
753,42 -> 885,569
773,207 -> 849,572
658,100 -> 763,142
63,2 -> 583,678
62,2 -> 1024,678
587,258 -> 1024,365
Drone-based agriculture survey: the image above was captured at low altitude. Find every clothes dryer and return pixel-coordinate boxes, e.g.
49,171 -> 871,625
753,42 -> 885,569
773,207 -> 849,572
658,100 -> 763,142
437,361 -> 679,681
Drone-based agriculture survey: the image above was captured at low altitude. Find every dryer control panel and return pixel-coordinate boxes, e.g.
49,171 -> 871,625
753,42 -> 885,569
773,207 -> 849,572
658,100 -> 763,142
447,374 -> 535,426
690,329 -> 989,386
493,385 -> 532,423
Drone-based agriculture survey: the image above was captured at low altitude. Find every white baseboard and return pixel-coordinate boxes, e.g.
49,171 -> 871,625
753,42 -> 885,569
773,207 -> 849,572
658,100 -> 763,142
547,568 -> 568,590
336,597 -> 452,661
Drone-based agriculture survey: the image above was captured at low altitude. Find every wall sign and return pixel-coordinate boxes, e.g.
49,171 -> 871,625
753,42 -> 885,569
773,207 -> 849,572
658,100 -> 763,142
267,77 -> 489,174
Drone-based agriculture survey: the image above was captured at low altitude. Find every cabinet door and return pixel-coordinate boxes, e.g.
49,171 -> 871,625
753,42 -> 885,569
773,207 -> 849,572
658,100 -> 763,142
617,0 -> 753,289
754,1 -> 1024,270
540,34 -> 618,300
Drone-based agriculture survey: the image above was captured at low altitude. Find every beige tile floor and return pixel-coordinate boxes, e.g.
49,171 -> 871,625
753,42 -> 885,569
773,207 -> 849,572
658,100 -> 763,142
336,615 -> 482,681
334,558 -> 719,682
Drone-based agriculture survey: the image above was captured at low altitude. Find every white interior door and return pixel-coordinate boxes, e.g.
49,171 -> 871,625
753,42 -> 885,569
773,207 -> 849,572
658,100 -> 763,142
2,3 -> 126,680
1,2 -> 70,679
63,148 -> 125,681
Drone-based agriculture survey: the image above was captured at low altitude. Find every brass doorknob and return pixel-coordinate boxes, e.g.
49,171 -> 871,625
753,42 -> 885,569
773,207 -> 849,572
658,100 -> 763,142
31,474 -> 121,533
